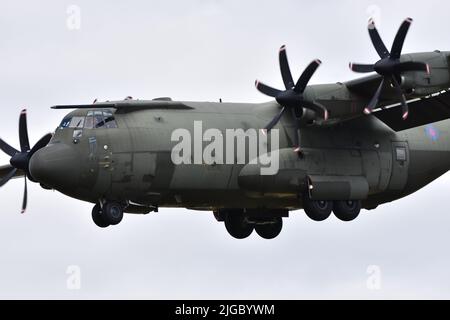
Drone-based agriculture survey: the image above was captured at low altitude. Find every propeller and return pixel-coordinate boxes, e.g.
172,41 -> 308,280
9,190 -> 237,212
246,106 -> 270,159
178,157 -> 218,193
349,17 -> 429,119
0,109 -> 52,213
255,45 -> 328,152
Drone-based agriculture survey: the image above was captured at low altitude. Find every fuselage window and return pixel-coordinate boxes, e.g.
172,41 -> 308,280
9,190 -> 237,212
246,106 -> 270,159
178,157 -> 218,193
69,116 -> 85,128
93,111 -> 104,128
59,117 -> 72,129
68,110 -> 118,130
85,110 -> 118,129
395,147 -> 407,162
85,111 -> 94,129
102,110 -> 118,128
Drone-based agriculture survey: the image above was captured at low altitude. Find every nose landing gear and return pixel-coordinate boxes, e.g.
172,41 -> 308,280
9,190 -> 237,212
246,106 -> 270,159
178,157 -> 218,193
91,202 -> 124,228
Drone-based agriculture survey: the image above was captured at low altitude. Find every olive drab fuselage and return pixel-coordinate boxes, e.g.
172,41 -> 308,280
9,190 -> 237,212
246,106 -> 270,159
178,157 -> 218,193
30,50 -> 450,212
45,101 -> 450,211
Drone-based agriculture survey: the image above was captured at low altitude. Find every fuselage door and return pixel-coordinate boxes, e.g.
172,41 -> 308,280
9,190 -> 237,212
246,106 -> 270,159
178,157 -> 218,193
86,110 -> 113,196
388,141 -> 410,191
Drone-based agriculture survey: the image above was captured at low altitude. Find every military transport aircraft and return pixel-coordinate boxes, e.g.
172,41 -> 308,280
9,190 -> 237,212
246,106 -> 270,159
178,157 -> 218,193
1,18 -> 450,239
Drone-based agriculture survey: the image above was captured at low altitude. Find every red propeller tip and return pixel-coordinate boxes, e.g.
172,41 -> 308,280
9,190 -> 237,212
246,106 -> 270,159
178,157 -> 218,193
324,110 -> 329,121
21,109 -> 27,114
315,59 -> 322,65
426,64 -> 431,75
255,80 -> 259,87
406,17 -> 413,23
402,111 -> 409,120
279,45 -> 286,51
293,147 -> 301,153
364,108 -> 372,115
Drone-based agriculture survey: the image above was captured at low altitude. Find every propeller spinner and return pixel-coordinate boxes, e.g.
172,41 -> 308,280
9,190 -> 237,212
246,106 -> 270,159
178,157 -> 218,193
255,45 -> 328,152
349,17 -> 429,119
0,109 -> 52,213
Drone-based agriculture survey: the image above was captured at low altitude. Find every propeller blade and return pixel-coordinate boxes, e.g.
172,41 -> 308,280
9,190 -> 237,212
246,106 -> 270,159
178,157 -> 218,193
291,108 -> 300,152
30,133 -> 52,156
301,101 -> 329,121
21,177 -> 27,214
391,76 -> 409,120
264,107 -> 286,132
390,18 -> 413,59
0,138 -> 19,157
398,61 -> 429,74
0,168 -> 18,187
279,45 -> 295,90
364,78 -> 385,114
349,63 -> 375,73
255,80 -> 282,98
368,18 -> 390,59
19,109 -> 30,152
294,59 -> 322,94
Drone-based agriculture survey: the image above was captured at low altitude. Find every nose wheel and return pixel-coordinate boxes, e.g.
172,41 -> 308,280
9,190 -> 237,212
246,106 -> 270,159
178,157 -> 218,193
91,202 -> 124,228
92,204 -> 109,228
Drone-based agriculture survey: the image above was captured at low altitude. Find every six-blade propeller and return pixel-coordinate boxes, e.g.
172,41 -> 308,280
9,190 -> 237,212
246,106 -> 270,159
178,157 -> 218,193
0,109 -> 52,213
349,17 -> 429,119
255,45 -> 328,152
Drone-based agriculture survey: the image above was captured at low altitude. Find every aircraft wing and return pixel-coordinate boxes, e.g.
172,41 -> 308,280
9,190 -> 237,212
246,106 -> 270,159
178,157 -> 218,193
52,100 -> 194,112
372,90 -> 450,131
345,74 -> 399,105
0,165 -> 25,181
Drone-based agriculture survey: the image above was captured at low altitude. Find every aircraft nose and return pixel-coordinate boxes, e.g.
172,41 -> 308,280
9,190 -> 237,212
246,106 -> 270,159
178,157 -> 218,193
29,143 -> 80,189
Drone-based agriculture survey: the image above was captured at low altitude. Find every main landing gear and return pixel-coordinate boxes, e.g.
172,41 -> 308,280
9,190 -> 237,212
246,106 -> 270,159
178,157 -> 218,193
92,202 -> 124,228
302,193 -> 361,222
215,209 -> 286,240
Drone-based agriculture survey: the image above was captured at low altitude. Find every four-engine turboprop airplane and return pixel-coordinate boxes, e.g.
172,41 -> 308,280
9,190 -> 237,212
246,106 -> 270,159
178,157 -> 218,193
2,18 -> 450,239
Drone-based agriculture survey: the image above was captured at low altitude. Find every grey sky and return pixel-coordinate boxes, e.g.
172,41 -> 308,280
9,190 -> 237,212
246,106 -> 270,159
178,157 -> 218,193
0,0 -> 450,299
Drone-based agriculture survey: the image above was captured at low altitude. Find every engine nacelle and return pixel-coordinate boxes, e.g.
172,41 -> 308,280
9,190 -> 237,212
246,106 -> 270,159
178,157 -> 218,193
294,107 -> 320,125
400,51 -> 450,95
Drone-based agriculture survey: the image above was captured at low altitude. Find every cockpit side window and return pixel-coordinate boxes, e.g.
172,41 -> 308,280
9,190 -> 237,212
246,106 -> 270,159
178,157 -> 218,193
59,117 -> 72,129
69,116 -> 85,128
93,111 -> 104,128
59,110 -> 118,131
84,110 -> 118,129
102,110 -> 118,128
85,111 -> 94,129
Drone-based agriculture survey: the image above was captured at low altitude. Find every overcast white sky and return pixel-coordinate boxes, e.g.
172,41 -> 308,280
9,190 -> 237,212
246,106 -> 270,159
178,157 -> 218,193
1,0 -> 450,299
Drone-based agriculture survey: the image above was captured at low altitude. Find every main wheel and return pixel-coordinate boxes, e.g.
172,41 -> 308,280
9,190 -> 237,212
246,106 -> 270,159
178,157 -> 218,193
303,194 -> 333,222
255,217 -> 283,239
333,200 -> 361,221
224,214 -> 253,239
103,202 -> 124,225
92,204 -> 110,228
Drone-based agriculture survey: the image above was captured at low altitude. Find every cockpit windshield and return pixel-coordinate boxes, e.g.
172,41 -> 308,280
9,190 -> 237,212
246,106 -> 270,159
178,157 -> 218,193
59,110 -> 118,130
